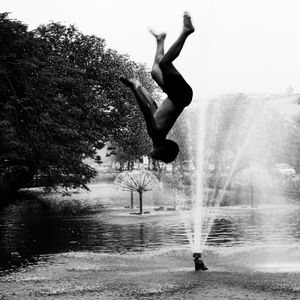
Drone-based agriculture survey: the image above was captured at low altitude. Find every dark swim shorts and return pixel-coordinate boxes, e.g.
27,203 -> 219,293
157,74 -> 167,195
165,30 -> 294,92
162,73 -> 193,110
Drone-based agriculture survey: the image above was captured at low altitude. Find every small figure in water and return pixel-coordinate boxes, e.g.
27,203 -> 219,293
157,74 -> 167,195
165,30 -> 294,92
120,12 -> 194,163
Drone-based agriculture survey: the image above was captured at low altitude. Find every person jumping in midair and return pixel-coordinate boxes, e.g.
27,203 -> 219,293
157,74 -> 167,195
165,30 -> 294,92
120,12 -> 194,163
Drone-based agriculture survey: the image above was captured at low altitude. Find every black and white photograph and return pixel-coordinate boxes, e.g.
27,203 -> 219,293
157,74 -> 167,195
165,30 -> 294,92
1,1 -> 300,299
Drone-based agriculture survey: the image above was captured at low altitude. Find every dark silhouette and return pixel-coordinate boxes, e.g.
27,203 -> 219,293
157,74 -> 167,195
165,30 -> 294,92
120,12 -> 195,163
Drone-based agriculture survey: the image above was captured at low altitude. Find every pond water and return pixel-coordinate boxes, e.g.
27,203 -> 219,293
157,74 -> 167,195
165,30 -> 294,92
0,198 -> 300,275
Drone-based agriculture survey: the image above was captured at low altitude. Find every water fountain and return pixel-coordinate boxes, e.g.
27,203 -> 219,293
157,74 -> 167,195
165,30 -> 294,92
173,93 -> 297,270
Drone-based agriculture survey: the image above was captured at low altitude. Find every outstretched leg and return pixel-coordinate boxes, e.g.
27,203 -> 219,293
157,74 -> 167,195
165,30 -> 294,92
159,12 -> 194,74
152,12 -> 194,114
149,29 -> 166,89
120,77 -> 158,137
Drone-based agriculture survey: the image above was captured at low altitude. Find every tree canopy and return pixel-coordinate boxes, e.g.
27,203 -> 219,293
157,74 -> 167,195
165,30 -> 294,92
0,13 -> 155,197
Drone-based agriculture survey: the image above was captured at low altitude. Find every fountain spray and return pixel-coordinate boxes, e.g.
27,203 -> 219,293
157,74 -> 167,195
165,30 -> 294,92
193,253 -> 208,271
192,95 -> 208,271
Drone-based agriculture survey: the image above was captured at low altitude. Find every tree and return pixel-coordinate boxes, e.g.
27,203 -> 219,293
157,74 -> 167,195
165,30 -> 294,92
0,13 -> 41,197
115,170 -> 160,214
0,14 -> 156,200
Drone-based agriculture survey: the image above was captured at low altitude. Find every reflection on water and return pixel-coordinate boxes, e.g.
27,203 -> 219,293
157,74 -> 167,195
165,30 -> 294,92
0,199 -> 300,274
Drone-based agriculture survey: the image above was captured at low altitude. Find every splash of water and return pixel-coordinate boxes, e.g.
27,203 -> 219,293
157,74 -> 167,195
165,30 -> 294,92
177,94 -> 291,254
192,98 -> 208,253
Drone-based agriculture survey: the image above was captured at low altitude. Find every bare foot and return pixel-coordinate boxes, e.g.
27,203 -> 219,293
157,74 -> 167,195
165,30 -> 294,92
149,28 -> 166,41
183,11 -> 194,34
119,76 -> 138,88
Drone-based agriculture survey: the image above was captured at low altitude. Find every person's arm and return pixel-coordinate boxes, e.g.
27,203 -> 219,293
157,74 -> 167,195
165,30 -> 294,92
135,85 -> 158,138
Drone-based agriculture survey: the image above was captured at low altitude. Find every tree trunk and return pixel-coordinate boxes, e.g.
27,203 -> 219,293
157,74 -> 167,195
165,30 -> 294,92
139,191 -> 143,214
172,162 -> 175,175
250,185 -> 254,207
130,191 -> 134,209
250,173 -> 254,207
152,159 -> 157,171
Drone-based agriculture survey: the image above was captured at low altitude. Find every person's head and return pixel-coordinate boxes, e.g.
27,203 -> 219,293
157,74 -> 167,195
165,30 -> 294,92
150,139 -> 179,163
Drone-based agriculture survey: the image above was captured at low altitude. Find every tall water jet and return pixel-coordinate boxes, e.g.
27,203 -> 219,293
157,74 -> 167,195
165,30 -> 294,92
175,93 -> 286,270
192,98 -> 208,267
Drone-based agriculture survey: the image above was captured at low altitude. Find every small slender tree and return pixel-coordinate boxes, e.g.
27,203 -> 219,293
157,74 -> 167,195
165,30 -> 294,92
115,170 -> 160,214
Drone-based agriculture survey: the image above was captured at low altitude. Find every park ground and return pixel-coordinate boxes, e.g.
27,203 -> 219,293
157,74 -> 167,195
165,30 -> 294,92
1,183 -> 300,299
1,245 -> 300,299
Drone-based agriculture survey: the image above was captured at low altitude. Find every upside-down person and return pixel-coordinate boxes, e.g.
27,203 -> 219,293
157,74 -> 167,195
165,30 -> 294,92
120,11 -> 195,163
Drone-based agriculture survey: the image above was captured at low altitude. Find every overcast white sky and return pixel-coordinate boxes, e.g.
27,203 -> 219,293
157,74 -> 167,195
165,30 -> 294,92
2,0 -> 300,99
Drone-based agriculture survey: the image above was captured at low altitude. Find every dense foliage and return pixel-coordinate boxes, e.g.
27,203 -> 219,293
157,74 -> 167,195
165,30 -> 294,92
0,13 -> 155,198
